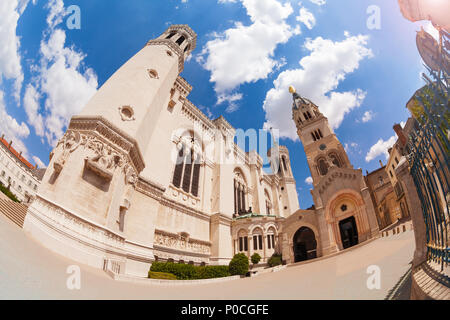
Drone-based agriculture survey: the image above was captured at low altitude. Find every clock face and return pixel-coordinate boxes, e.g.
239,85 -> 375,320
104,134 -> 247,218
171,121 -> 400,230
319,144 -> 327,151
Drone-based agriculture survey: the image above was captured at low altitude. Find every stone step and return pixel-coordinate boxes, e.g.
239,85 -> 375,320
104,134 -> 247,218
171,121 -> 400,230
0,198 -> 28,228
0,203 -> 24,227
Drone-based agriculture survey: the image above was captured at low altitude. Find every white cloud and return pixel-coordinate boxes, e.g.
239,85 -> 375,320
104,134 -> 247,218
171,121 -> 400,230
0,0 -> 32,102
0,0 -> 35,156
26,0 -> 98,147
365,135 -> 397,162
46,0 -> 66,29
0,89 -> 30,157
263,33 -> 373,140
296,7 -> 316,30
309,0 -> 326,5
199,0 -> 298,109
344,142 -> 361,155
217,92 -> 243,112
361,110 -> 374,123
305,176 -> 313,185
32,155 -> 46,168
23,84 -> 45,137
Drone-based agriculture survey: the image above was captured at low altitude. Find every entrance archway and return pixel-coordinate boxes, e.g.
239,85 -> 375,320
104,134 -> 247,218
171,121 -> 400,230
293,227 -> 317,262
339,216 -> 358,249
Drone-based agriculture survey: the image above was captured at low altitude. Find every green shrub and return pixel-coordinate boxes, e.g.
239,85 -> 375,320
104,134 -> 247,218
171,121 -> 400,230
150,262 -> 231,280
148,271 -> 177,280
0,183 -> 20,203
268,254 -> 282,267
229,253 -> 249,276
251,253 -> 261,265
196,265 -> 230,279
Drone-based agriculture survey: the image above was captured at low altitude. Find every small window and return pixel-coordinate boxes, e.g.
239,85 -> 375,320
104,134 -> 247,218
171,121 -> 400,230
148,69 -> 159,79
176,35 -> 185,46
166,32 -> 176,39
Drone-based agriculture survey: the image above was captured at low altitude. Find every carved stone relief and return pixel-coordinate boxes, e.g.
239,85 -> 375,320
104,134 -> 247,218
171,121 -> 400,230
52,131 -> 81,173
154,230 -> 211,255
52,131 -> 139,186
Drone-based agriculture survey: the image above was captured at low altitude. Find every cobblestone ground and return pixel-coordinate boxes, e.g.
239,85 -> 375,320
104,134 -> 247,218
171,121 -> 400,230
0,213 -> 415,300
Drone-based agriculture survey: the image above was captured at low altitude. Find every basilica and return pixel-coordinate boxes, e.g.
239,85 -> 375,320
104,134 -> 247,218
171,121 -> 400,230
23,25 -> 380,277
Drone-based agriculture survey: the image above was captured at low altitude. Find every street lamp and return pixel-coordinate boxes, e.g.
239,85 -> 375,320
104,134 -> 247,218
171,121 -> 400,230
398,0 -> 450,32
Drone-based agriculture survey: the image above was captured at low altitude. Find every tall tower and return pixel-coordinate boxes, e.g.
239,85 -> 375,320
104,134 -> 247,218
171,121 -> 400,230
267,136 -> 300,216
290,86 -> 352,186
24,26 -> 197,272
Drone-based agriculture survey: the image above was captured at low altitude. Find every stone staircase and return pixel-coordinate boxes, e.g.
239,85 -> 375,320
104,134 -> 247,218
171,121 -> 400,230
0,198 -> 28,228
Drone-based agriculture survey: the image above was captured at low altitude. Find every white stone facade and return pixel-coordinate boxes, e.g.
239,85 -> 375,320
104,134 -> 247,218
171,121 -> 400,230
24,25 -> 380,277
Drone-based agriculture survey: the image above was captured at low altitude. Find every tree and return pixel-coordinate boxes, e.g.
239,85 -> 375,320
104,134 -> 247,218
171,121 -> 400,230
251,253 -> 261,265
229,253 -> 249,276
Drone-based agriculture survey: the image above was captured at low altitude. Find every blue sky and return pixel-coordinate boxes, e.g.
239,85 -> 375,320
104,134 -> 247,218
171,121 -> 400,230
0,0 -> 435,208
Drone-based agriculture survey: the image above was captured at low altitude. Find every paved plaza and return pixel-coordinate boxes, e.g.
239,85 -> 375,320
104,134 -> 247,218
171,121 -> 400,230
0,213 -> 415,300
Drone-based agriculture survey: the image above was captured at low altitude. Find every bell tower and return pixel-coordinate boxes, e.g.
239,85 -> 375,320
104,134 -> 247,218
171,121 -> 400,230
290,86 -> 352,186
23,25 -> 198,274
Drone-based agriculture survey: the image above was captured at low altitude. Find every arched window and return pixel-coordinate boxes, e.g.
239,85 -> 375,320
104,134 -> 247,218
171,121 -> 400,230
172,132 -> 202,197
329,153 -> 341,168
318,158 -> 328,176
238,230 -> 248,252
234,169 -> 248,216
318,129 -> 323,138
282,156 -> 288,172
267,227 -> 276,249
252,228 -> 263,251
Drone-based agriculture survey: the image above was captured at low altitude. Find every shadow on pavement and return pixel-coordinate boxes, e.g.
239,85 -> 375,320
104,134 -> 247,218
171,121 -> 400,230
385,261 -> 412,300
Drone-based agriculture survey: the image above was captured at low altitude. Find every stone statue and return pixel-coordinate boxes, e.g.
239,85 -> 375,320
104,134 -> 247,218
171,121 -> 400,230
53,131 -> 81,173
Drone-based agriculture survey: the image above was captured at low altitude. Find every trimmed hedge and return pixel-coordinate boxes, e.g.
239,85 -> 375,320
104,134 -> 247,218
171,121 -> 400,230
148,271 -> 177,280
268,254 -> 282,267
229,253 -> 249,276
150,262 -> 231,280
0,183 -> 20,203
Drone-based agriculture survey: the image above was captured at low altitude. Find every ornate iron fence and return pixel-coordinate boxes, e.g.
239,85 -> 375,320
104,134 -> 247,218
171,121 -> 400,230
406,30 -> 449,271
